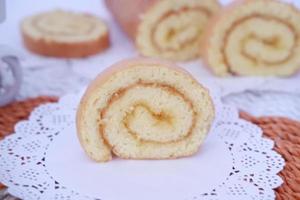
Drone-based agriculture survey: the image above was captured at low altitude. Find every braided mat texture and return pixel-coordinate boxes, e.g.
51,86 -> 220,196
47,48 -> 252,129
240,112 -> 300,200
0,97 -> 299,200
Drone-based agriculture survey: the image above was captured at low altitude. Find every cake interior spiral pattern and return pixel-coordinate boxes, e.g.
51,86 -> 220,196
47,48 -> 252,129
151,7 -> 210,52
203,0 -> 300,76
137,0 -> 220,60
22,10 -> 107,42
102,82 -> 196,144
105,0 -> 220,61
77,59 -> 214,162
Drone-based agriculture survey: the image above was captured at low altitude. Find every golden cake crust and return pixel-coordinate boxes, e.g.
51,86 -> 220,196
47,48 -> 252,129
22,31 -> 109,58
105,0 -> 157,39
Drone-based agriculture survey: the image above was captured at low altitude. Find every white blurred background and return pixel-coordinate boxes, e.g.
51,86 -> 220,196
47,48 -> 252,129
1,0 -> 300,56
0,0 -> 299,121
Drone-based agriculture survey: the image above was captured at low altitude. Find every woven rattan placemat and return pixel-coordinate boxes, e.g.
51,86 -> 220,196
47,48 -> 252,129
0,97 -> 299,200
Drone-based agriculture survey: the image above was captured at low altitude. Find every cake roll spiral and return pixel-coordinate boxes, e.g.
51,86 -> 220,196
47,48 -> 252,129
21,10 -> 109,58
77,58 -> 214,162
203,0 -> 300,76
106,0 -> 220,61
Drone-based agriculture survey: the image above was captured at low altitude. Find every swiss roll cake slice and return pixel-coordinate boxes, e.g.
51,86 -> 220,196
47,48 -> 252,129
21,10 -> 110,58
203,0 -> 300,76
76,58 -> 214,162
106,0 -> 220,61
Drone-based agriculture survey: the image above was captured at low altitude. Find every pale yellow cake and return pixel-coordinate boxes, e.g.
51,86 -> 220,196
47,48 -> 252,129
76,58 -> 215,162
21,10 -> 109,58
106,0 -> 220,61
203,0 -> 300,76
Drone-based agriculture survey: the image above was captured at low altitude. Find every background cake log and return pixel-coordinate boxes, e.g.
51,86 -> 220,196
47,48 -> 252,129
21,10 -> 110,58
106,0 -> 220,60
202,0 -> 300,76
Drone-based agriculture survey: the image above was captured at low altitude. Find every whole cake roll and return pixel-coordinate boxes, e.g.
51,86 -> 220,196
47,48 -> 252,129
202,0 -> 300,76
106,0 -> 220,61
21,10 -> 110,58
77,58 -> 214,162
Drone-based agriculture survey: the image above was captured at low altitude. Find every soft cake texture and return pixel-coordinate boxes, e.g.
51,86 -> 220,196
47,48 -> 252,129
106,0 -> 220,61
21,10 -> 109,58
76,58 -> 214,162
202,0 -> 300,76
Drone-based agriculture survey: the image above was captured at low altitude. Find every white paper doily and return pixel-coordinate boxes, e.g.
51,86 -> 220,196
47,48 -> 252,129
0,90 -> 284,200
